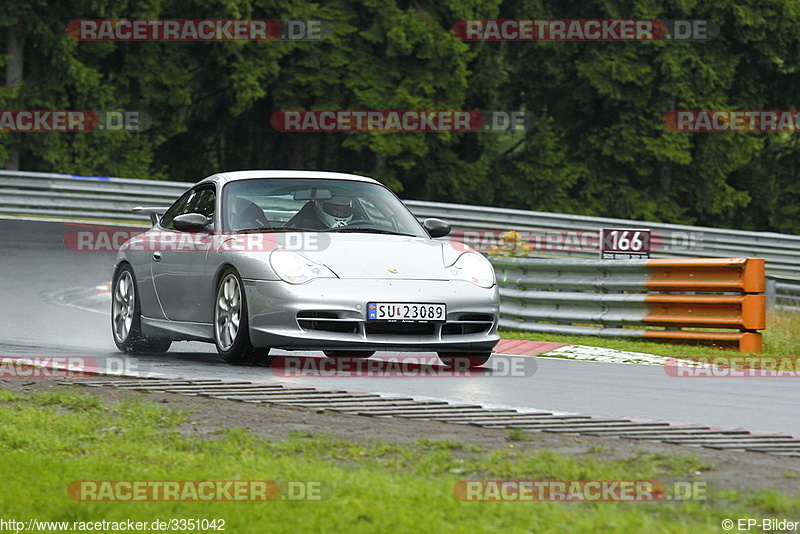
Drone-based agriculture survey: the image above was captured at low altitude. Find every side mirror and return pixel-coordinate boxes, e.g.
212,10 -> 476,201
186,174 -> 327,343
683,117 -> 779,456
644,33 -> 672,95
173,213 -> 210,232
423,218 -> 451,238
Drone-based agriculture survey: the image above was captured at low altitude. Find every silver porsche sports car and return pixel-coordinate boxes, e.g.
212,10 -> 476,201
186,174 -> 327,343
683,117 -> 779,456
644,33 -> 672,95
111,170 -> 500,367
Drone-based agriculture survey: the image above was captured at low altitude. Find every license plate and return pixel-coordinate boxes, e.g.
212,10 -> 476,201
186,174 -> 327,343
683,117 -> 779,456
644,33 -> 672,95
367,302 -> 446,322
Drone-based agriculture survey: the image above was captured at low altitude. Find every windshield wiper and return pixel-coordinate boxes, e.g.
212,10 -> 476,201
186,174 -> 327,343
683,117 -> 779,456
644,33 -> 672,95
326,227 -> 416,236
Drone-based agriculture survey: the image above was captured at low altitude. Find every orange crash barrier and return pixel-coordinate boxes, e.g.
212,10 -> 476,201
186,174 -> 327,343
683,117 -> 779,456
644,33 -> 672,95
494,257 -> 767,352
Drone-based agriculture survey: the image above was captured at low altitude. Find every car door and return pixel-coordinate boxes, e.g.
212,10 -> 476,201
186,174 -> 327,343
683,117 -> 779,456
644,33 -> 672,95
151,186 -> 217,323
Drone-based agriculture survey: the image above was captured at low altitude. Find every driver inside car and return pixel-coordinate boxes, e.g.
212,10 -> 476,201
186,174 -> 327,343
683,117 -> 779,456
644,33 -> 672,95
285,194 -> 362,230
315,196 -> 354,227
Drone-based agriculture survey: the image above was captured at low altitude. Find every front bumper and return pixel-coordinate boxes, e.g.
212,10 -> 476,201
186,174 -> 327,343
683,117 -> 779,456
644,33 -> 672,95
244,278 -> 500,352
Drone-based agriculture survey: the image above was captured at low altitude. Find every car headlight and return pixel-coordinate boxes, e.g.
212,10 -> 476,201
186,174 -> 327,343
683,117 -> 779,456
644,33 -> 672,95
270,249 -> 337,284
447,252 -> 495,288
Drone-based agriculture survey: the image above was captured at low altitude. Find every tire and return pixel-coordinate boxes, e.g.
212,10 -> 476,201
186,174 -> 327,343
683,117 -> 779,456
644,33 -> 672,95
437,352 -> 492,369
323,350 -> 375,359
111,264 -> 172,354
214,268 -> 268,364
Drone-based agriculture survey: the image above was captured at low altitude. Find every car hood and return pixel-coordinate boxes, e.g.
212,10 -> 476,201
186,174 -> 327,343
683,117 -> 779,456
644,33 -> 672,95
297,234 -> 449,280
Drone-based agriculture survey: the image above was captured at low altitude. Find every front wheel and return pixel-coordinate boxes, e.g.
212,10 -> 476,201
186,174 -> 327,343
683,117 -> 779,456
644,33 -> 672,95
437,352 -> 492,369
111,265 -> 171,353
214,269 -> 266,364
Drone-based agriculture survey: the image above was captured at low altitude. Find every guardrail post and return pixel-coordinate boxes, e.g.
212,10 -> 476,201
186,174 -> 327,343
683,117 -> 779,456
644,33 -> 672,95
766,277 -> 777,311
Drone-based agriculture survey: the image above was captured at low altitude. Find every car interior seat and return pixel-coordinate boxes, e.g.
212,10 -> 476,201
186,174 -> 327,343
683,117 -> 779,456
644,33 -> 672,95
229,197 -> 269,231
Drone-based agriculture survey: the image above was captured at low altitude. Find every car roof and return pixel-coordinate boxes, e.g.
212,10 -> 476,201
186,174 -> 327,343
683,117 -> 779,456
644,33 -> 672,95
199,170 -> 381,187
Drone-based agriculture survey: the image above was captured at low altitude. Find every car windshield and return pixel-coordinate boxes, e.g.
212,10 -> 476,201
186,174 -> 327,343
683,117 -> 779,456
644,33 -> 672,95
222,178 -> 426,237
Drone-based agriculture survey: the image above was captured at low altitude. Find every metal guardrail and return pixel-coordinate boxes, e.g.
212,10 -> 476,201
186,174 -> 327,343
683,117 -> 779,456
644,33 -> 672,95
1,169 -> 798,312
0,169 -> 188,222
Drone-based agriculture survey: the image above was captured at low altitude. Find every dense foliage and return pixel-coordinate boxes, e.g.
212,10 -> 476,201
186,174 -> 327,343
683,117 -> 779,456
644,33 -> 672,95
2,0 -> 799,232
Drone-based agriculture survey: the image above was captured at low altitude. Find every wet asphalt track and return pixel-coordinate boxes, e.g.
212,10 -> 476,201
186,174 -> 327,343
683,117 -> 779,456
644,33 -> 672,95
1,219 -> 798,435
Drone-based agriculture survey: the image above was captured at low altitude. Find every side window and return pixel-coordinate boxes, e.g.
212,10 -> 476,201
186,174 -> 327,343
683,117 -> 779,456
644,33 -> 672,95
160,188 -> 216,230
186,189 -> 216,223
159,190 -> 193,229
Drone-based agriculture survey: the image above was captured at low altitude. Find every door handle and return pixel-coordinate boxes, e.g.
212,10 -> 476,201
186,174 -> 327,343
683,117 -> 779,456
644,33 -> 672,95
153,251 -> 162,262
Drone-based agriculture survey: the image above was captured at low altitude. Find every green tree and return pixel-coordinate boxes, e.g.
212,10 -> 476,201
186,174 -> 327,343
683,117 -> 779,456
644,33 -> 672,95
0,0 -> 182,178
2,0 -> 799,234
486,0 -> 800,229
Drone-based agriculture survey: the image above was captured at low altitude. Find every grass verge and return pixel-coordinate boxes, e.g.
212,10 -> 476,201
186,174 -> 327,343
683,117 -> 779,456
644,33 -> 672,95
1,389 -> 798,533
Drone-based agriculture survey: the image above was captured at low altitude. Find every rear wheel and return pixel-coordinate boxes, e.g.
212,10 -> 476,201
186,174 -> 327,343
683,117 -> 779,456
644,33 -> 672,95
214,269 -> 268,364
323,350 -> 375,359
111,265 -> 171,354
437,352 -> 492,369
